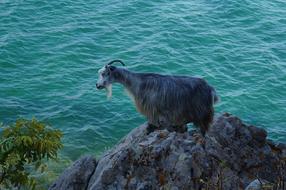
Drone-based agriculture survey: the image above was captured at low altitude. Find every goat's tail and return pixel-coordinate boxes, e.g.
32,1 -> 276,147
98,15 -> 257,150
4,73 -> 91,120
211,87 -> 220,105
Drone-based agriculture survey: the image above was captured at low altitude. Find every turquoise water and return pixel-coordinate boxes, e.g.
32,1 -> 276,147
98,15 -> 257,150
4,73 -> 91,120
1,0 -> 286,176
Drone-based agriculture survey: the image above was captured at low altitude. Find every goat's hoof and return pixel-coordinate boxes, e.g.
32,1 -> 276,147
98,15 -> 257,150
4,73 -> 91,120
146,123 -> 156,134
171,125 -> 188,133
179,125 -> 188,133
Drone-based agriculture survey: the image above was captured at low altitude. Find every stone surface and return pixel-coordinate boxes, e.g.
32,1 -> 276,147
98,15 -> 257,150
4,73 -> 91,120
51,113 -> 286,190
245,179 -> 271,190
49,156 -> 97,190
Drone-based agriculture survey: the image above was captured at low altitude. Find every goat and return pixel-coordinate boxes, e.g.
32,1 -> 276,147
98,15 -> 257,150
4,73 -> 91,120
96,60 -> 219,135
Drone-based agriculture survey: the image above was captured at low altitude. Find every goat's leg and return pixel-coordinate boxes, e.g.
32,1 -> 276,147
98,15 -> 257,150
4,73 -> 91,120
166,125 -> 175,132
194,115 -> 213,136
177,124 -> 188,133
146,123 -> 157,134
199,113 -> 213,136
194,121 -> 208,137
158,115 -> 174,131
159,117 -> 188,133
164,125 -> 187,133
166,125 -> 187,133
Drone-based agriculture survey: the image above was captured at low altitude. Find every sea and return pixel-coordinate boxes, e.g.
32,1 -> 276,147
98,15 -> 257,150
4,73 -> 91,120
0,0 -> 285,185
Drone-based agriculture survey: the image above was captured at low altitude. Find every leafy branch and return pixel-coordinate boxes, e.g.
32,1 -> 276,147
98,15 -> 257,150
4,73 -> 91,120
0,118 -> 63,189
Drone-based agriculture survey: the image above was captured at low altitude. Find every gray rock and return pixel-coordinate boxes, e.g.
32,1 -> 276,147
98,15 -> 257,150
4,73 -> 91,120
248,125 -> 267,147
51,113 -> 286,190
245,179 -> 270,190
49,156 -> 97,190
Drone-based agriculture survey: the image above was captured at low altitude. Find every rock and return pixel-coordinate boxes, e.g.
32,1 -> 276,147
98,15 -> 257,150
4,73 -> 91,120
276,142 -> 286,150
248,125 -> 267,146
50,113 -> 286,190
49,156 -> 97,190
267,140 -> 286,159
245,179 -> 270,190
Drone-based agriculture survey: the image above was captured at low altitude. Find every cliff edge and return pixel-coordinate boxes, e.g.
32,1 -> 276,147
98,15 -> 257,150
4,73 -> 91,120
49,113 -> 286,190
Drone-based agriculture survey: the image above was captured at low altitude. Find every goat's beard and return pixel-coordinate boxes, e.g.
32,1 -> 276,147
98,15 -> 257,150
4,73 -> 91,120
106,84 -> 112,99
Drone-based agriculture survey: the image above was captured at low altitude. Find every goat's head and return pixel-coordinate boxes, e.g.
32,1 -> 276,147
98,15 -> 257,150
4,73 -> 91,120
96,60 -> 125,97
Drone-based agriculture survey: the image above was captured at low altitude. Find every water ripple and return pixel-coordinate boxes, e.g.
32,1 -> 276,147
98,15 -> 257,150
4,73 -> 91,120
1,0 -> 286,179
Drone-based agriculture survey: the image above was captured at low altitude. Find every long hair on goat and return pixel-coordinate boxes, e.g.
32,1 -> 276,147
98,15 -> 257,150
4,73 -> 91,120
102,66 -> 216,134
127,73 -> 214,129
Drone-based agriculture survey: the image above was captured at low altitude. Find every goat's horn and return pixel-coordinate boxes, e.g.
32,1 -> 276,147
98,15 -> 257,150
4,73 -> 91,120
107,60 -> 125,66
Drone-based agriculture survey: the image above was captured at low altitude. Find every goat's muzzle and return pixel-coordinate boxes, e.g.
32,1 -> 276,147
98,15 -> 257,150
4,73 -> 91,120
96,83 -> 105,90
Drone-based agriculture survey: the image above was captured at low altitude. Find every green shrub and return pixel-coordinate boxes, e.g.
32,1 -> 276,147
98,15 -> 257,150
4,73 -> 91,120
0,118 -> 63,189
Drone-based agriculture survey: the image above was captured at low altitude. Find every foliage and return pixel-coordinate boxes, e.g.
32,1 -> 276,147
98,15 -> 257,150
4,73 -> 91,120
0,119 -> 63,189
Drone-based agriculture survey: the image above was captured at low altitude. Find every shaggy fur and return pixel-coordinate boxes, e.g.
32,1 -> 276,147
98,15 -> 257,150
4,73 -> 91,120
97,65 -> 219,135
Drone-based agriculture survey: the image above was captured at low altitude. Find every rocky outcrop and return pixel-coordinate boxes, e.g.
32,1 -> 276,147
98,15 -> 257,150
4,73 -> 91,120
49,156 -> 96,190
50,113 -> 286,190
